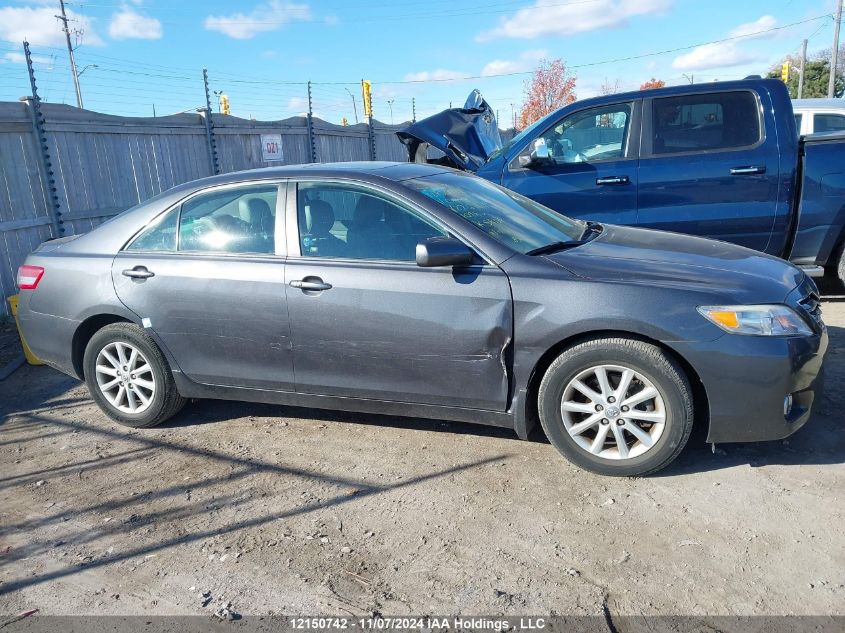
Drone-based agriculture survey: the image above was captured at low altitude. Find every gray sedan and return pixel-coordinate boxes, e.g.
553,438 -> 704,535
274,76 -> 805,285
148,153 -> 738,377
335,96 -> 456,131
15,162 -> 827,476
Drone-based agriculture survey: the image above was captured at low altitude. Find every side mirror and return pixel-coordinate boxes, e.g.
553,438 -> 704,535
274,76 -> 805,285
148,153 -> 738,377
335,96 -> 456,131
518,138 -> 551,168
416,237 -> 475,268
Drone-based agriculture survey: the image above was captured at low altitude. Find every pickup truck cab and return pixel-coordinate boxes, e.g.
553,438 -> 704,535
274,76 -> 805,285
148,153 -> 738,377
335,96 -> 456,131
398,80 -> 845,284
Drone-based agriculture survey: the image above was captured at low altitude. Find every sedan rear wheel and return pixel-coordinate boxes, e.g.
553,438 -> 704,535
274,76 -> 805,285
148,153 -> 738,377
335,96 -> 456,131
84,323 -> 186,428
538,337 -> 693,476
95,341 -> 156,415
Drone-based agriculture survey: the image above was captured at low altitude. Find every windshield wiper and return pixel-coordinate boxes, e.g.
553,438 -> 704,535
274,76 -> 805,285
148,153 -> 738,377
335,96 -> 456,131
526,240 -> 588,256
526,222 -> 603,256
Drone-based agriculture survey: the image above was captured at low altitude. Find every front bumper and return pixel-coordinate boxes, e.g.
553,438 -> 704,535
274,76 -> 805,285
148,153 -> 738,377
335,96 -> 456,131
679,326 -> 827,444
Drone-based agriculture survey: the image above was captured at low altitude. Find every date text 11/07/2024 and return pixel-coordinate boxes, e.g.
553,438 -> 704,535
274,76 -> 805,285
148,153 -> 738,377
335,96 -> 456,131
289,617 -> 548,631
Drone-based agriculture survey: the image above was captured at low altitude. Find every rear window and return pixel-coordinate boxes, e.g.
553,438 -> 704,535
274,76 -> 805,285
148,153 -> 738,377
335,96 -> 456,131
814,113 -> 845,133
651,91 -> 761,155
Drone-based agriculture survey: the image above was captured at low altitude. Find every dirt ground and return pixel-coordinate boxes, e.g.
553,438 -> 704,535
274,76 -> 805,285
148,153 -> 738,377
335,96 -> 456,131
0,293 -> 843,619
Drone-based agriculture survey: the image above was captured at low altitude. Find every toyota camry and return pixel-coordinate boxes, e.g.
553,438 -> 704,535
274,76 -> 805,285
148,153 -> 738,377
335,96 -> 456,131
14,162 -> 827,476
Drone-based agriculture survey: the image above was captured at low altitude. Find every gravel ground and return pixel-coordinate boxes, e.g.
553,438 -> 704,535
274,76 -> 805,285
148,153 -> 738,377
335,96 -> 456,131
0,295 -> 843,618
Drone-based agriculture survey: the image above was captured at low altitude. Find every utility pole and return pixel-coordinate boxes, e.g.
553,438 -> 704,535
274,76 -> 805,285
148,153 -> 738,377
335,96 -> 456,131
56,0 -> 83,109
830,0 -> 843,98
344,87 -> 358,124
412,97 -> 416,123
798,39 -> 808,99
387,99 -> 394,125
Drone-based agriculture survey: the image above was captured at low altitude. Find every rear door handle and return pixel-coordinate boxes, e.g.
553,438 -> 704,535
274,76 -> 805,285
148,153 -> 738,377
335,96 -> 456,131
596,175 -> 630,185
122,266 -> 155,279
730,166 -> 766,175
290,279 -> 332,291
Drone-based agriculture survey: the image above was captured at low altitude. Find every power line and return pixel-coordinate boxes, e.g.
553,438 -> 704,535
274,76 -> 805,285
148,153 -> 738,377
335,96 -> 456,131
377,13 -> 834,83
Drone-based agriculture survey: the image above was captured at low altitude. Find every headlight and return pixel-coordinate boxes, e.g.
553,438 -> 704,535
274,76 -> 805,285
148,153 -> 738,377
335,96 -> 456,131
697,304 -> 812,336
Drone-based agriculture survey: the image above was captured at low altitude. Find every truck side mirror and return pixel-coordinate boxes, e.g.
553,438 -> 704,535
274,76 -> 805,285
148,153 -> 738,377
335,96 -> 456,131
518,138 -> 551,168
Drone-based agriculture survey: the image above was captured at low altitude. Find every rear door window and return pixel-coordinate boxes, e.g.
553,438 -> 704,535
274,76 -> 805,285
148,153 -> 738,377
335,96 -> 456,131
650,91 -> 761,155
179,186 -> 278,254
126,184 -> 279,254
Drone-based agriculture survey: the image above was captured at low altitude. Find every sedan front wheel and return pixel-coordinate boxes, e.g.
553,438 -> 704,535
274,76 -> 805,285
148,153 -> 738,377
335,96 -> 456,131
538,337 -> 694,476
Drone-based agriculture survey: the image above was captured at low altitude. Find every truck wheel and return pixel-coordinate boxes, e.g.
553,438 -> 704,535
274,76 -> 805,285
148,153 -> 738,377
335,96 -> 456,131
83,323 -> 186,428
836,242 -> 845,289
537,337 -> 694,477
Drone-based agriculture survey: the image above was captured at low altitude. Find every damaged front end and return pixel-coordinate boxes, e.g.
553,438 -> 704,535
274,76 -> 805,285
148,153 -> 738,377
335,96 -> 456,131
396,90 -> 502,172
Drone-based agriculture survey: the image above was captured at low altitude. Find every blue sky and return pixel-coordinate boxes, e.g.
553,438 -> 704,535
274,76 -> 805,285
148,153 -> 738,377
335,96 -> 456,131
0,0 -> 840,125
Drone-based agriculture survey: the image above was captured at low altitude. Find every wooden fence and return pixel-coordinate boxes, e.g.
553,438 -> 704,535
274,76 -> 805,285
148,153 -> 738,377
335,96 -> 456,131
0,101 -> 411,317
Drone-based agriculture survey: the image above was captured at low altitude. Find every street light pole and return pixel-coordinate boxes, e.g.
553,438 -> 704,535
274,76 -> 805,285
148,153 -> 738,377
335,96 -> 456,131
344,87 -> 359,124
830,0 -> 843,98
387,99 -> 394,124
798,39 -> 807,99
56,0 -> 83,108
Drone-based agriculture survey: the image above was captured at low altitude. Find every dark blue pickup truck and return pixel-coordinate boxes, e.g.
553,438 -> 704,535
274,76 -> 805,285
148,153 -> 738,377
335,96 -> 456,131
398,79 -> 845,284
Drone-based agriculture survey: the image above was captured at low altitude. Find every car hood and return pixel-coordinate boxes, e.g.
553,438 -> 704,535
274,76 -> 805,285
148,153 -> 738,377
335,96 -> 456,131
546,224 -> 804,303
396,90 -> 502,172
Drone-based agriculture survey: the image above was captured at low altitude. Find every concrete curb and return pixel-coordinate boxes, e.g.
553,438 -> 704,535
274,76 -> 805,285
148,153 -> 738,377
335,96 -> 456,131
0,354 -> 25,381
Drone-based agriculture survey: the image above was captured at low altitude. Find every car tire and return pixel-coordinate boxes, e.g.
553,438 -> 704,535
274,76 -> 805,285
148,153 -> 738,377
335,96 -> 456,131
836,241 -> 845,289
537,337 -> 694,477
83,322 -> 186,428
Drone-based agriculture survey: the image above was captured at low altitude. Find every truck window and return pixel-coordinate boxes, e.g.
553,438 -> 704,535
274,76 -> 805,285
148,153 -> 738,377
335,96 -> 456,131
651,91 -> 761,155
814,113 -> 845,133
540,103 -> 631,164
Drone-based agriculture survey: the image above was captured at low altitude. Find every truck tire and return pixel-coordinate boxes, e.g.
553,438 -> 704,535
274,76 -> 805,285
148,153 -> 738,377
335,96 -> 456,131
836,242 -> 845,289
537,337 -> 694,477
83,323 -> 186,428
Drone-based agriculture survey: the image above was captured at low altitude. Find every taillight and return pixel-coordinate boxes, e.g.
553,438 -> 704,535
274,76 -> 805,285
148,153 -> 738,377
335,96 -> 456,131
17,265 -> 44,290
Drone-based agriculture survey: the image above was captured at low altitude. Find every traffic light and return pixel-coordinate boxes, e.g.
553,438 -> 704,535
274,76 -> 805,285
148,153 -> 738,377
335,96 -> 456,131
219,94 -> 230,115
362,80 -> 372,118
781,61 -> 789,83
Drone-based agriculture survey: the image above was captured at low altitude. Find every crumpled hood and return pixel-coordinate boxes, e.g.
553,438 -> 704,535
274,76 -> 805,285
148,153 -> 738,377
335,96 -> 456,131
547,224 -> 804,304
396,89 -> 502,171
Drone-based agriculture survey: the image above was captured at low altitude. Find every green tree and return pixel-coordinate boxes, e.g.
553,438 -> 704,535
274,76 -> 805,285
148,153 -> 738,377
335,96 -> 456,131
767,59 -> 844,98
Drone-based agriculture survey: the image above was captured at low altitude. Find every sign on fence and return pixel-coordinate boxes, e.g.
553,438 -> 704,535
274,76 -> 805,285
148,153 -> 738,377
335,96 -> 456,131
261,134 -> 283,162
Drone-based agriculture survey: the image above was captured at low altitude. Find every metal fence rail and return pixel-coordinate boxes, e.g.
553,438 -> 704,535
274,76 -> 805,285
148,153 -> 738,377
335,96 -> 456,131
0,101 -> 412,317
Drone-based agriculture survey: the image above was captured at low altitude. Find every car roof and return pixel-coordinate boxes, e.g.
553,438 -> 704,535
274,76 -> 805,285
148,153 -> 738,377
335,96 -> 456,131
792,99 -> 845,110
147,161 -> 454,203
213,161 -> 450,183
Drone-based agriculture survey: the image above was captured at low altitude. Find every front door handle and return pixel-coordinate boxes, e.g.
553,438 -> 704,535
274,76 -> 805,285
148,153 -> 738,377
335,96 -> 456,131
730,166 -> 766,175
290,279 -> 332,291
596,175 -> 630,185
122,266 -> 155,279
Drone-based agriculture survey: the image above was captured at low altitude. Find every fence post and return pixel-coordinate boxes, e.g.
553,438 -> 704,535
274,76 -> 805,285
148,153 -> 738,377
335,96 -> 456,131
201,68 -> 220,175
363,80 -> 376,161
306,81 -> 317,163
22,41 -> 64,237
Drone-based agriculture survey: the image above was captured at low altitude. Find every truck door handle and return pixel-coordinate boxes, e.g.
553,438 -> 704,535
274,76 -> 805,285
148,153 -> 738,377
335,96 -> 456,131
596,175 -> 630,185
122,266 -> 155,279
730,166 -> 766,175
290,278 -> 332,291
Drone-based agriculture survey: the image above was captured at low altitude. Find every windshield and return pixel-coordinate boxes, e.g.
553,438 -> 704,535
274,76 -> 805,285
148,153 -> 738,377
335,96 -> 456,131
405,172 -> 584,254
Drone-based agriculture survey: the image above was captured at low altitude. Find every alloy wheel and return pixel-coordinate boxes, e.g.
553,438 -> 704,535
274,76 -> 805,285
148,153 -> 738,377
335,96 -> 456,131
560,364 -> 666,460
95,341 -> 156,414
